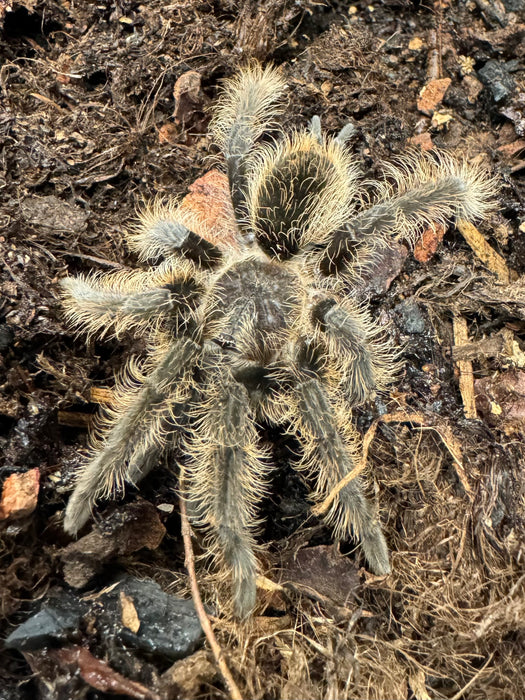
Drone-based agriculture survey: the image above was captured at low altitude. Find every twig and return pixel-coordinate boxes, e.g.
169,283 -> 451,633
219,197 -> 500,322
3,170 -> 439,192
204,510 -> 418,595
453,315 -> 478,420
178,494 -> 243,700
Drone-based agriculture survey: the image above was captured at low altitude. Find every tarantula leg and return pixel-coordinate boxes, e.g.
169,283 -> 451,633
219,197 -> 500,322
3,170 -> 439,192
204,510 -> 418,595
61,265 -> 203,338
210,64 -> 287,224
320,153 -> 497,276
130,201 -> 222,267
185,364 -> 268,617
309,116 -> 356,147
311,298 -> 382,405
285,349 -> 390,575
309,115 -> 322,144
334,122 -> 357,146
64,337 -> 201,535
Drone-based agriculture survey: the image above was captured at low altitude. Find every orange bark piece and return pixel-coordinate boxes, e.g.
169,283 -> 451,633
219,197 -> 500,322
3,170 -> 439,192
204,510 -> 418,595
179,169 -> 239,250
157,122 -> 178,145
417,78 -> 451,115
407,132 -> 434,152
413,222 -> 446,262
497,139 -> 525,158
0,468 -> 40,520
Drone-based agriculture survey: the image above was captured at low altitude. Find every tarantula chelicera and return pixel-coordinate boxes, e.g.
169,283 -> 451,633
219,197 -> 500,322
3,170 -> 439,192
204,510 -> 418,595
62,64 -> 495,617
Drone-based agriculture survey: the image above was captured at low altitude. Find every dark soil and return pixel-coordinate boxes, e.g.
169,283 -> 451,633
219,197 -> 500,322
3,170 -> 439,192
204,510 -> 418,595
1,0 -> 525,699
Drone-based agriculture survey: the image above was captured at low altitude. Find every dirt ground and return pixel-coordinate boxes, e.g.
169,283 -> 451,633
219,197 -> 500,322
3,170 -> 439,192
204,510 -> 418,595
1,0 -> 525,698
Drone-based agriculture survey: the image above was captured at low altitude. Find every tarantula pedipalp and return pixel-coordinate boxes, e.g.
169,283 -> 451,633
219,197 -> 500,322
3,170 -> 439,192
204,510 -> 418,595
62,64 -> 495,617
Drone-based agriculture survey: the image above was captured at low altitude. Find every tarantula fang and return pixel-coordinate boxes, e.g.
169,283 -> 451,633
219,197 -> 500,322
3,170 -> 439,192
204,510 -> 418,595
62,63 -> 495,618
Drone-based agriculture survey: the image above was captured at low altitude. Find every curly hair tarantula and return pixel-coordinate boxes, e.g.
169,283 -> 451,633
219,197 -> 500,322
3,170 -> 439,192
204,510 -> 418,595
62,64 -> 495,617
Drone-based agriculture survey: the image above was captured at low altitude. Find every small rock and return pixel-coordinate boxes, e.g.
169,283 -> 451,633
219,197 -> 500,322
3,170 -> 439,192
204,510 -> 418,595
20,195 -> 89,232
357,241 -> 408,297
173,70 -> 203,124
501,105 -> 525,137
61,500 -> 166,588
407,132 -> 434,152
462,74 -> 484,104
100,576 -> 204,661
413,222 -> 446,263
5,576 -> 204,663
475,370 -> 525,435
478,60 -> 516,103
4,593 -> 87,651
179,169 -> 239,250
396,299 -> 426,334
279,545 -> 360,607
0,468 -> 40,520
417,78 -> 451,116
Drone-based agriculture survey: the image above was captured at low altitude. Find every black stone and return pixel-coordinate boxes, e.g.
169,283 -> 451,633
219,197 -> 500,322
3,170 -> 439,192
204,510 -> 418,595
100,575 -> 204,661
396,299 -> 426,335
4,594 -> 87,652
478,60 -> 516,103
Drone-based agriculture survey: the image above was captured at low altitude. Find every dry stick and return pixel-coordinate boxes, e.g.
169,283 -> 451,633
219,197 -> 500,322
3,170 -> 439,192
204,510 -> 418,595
453,315 -> 478,420
456,219 -> 511,284
178,494 -> 243,700
312,410 -> 472,518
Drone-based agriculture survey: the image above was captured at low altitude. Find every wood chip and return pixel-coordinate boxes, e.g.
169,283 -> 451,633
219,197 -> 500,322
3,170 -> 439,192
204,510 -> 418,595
90,386 -> 114,404
120,591 -> 141,633
456,219 -> 511,283
57,410 -> 91,428
453,315 -> 477,420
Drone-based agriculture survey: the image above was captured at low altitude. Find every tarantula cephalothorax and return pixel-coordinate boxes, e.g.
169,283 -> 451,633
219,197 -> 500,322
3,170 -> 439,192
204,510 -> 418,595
62,64 -> 495,617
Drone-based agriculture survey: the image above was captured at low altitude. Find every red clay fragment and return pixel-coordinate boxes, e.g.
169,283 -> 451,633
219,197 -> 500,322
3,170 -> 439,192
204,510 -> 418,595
417,78 -> 451,115
179,169 -> 239,250
0,468 -> 40,520
407,132 -> 434,152
414,222 -> 447,263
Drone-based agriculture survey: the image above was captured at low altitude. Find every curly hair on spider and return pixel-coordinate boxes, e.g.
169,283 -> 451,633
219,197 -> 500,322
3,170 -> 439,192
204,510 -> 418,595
61,63 -> 496,618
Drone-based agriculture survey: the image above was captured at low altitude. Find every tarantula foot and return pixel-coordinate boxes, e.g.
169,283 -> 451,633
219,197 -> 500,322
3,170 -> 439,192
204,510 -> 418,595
63,489 -> 92,536
360,523 -> 391,576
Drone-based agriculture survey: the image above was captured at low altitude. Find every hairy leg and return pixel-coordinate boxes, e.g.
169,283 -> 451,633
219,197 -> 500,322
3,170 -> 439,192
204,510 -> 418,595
184,359 -> 269,617
320,153 -> 496,276
128,199 -> 222,266
61,259 -> 203,338
64,337 -> 201,535
209,63 -> 287,223
311,297 -> 392,405
248,131 -> 359,260
276,343 -> 390,576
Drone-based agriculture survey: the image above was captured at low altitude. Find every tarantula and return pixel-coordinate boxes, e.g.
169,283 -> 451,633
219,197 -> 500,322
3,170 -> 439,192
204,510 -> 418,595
62,64 -> 495,617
